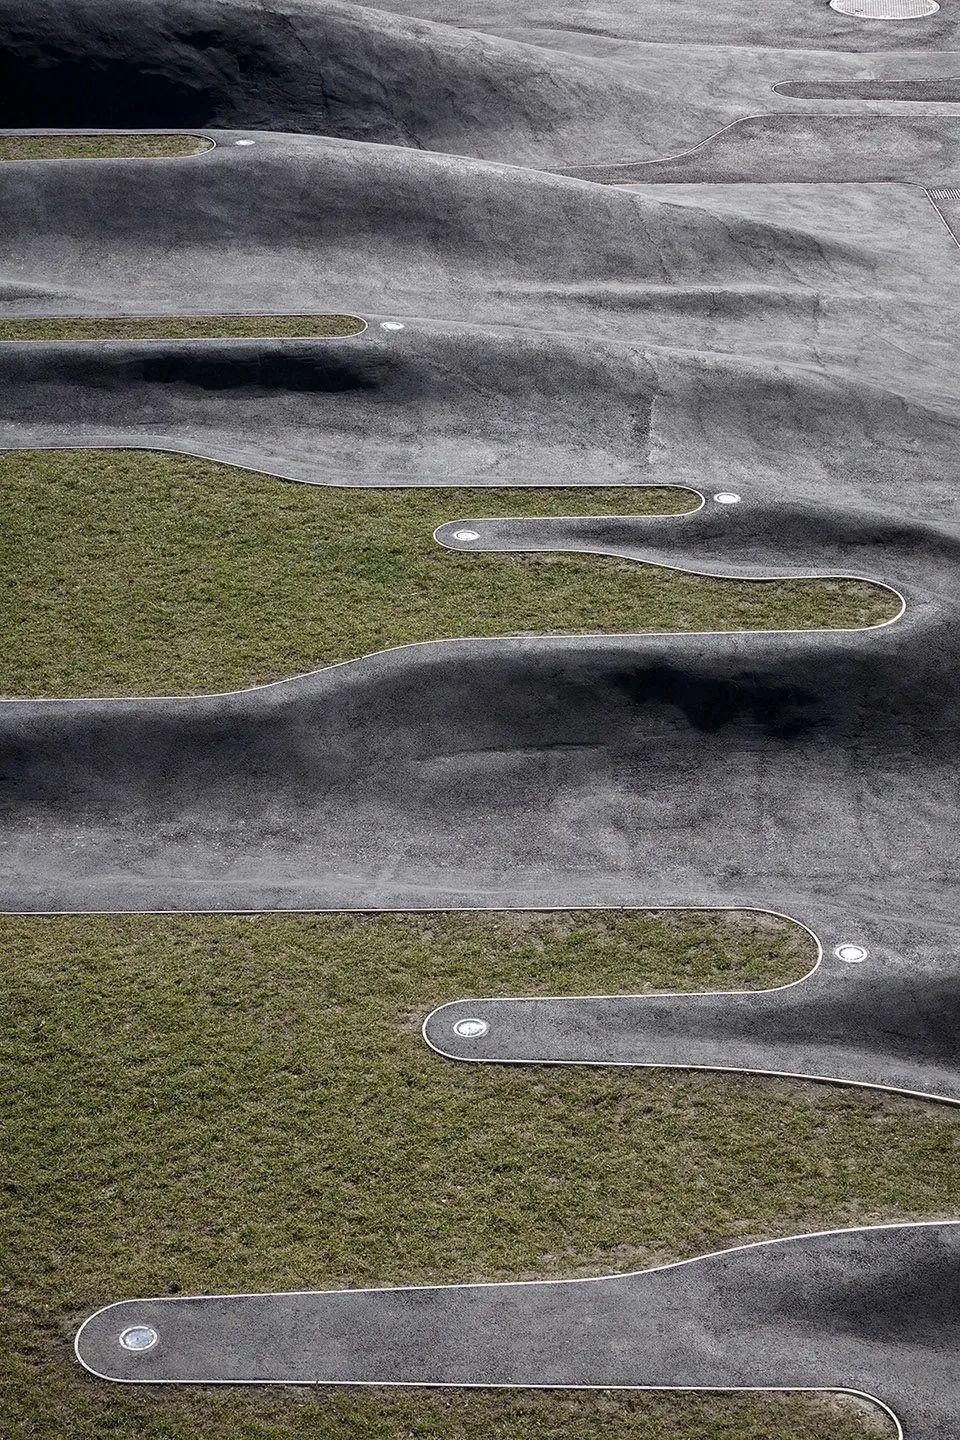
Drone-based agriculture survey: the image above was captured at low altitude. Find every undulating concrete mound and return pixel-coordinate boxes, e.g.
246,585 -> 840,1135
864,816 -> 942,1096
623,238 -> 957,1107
74,1223 -> 959,1440
4,0 -> 959,1429
0,0 -> 721,166
1,134 -> 956,439
0,131 -> 898,314
2,329 -> 958,492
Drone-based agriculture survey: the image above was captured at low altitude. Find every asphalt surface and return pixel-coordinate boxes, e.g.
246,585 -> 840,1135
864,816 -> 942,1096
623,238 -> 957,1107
75,1224 -> 960,1440
2,0 -> 959,1428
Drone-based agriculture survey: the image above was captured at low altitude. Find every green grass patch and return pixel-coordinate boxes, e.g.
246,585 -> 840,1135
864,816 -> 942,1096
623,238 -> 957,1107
0,314 -> 365,341
0,133 -> 212,161
0,450 -> 899,696
1,908 -> 933,1440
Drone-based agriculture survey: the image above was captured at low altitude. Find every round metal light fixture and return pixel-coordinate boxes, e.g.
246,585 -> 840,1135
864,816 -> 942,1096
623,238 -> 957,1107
713,492 -> 741,505
454,1017 -> 489,1039
835,943 -> 869,964
235,139 -> 256,146
380,321 -> 405,331
119,1325 -> 159,1352
453,529 -> 480,542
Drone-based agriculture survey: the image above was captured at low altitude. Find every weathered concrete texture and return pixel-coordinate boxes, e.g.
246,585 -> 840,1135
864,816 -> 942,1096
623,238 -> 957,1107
0,0 -> 724,166
0,138 -> 957,483
559,113 -> 960,184
1,123 -> 960,1110
3,0 -> 959,1421
74,1224 -> 960,1440
2,319 -> 958,490
2,0 -> 960,168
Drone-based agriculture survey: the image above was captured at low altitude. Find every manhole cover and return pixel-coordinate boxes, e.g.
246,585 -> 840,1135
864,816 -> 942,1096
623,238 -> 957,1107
829,0 -> 939,17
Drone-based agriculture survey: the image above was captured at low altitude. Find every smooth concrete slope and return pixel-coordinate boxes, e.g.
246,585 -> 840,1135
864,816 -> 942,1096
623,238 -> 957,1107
0,0 -> 722,167
4,129 -> 935,317
0,134 -> 957,411
2,0 -> 960,170
0,330 -> 672,488
2,320 -> 959,492
73,1223 -> 960,1440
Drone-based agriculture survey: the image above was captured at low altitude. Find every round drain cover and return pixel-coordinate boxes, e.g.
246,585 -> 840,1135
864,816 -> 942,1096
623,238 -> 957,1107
829,0 -> 938,18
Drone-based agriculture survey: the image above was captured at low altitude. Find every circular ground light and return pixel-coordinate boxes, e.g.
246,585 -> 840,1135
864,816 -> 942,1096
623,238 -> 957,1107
714,492 -> 741,505
235,139 -> 256,146
829,0 -> 938,17
454,1018 -> 489,1039
453,529 -> 480,542
119,1325 -> 159,1352
835,943 -> 869,963
380,321 -> 404,331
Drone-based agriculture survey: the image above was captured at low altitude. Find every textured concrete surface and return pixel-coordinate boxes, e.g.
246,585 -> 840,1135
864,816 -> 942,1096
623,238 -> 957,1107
2,0 -> 960,165
74,1224 -> 960,1439
3,0 -> 959,1419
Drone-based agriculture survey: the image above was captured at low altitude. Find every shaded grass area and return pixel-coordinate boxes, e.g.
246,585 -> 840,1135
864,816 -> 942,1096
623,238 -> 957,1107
0,450 -> 899,696
1,909 -> 934,1440
0,314 -> 365,341
0,133 -> 212,160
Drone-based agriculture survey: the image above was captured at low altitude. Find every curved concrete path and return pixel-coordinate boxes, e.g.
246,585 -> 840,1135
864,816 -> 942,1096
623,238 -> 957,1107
74,1223 -> 960,1440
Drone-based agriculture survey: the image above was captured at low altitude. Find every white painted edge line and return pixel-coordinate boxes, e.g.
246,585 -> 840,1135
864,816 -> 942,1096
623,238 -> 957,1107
0,315 -> 369,344
74,1218 -> 960,1436
0,496 -> 907,707
70,1373 -> 903,1440
0,605 -> 909,705
829,0 -> 940,17
431,496 -> 706,540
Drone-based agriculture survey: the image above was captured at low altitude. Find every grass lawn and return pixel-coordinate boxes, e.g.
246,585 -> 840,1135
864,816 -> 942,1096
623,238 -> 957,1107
4,907 -> 946,1440
0,134 -> 212,160
0,449 -> 899,697
0,315 -> 365,341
